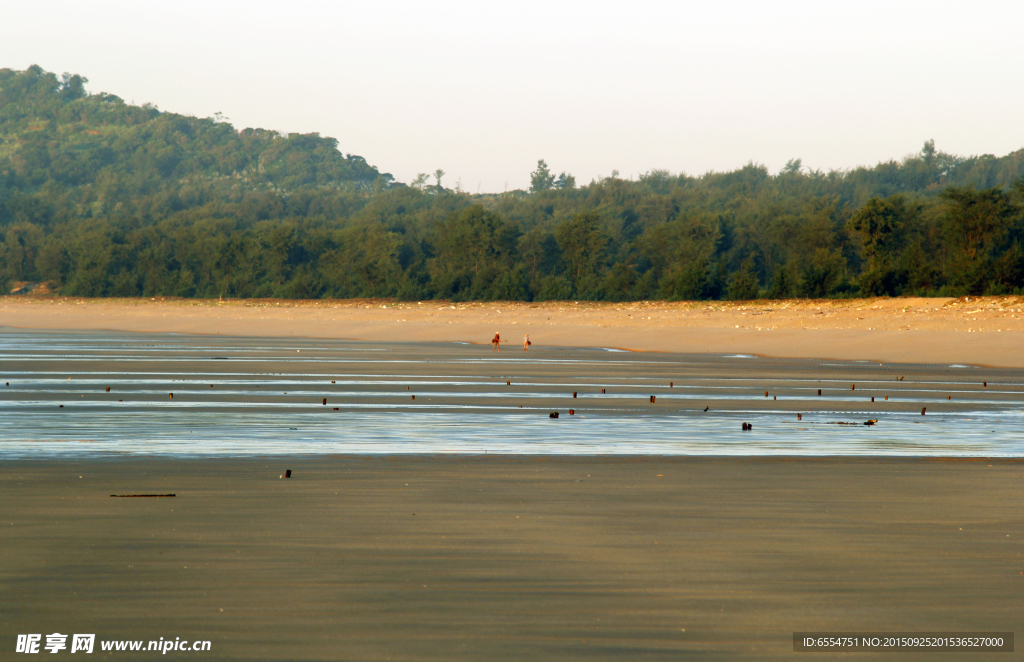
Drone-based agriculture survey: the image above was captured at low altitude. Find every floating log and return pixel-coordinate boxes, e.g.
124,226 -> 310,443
110,494 -> 175,498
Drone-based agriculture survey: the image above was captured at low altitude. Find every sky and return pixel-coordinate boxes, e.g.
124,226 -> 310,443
1,0 -> 1022,192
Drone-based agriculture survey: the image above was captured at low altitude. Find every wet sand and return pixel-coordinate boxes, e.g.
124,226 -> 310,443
3,456 -> 1021,661
4,295 -> 1024,366
3,326 -> 1021,660
4,329 -> 1024,457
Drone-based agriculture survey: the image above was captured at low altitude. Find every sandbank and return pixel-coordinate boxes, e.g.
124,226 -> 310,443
3,295 -> 1024,367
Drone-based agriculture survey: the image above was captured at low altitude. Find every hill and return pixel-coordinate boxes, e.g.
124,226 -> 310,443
2,65 -> 1023,300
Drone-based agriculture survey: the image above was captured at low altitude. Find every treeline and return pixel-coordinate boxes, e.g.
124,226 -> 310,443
2,65 -> 1024,301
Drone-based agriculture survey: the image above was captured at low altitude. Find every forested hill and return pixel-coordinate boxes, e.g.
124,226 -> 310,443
0,66 -> 390,208
2,65 -> 1024,301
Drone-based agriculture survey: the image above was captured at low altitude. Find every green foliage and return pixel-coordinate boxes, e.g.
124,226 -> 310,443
554,212 -> 605,291
727,258 -> 760,300
3,67 -> 1024,301
530,160 -> 555,193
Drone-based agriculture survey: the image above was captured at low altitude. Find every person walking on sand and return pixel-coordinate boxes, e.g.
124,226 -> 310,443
524,334 -> 532,351
492,332 -> 501,352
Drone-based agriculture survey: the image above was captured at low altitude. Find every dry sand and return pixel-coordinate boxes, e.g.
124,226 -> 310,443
3,295 -> 1024,367
3,456 -> 1021,661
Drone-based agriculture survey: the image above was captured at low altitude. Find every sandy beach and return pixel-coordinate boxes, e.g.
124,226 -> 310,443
3,306 -> 1022,660
3,295 -> 1024,367
3,456 -> 1021,661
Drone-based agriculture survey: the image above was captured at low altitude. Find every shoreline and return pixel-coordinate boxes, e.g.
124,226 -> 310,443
3,294 -> 1024,367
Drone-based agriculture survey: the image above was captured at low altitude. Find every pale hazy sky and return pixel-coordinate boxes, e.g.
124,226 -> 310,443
2,0 -> 1022,191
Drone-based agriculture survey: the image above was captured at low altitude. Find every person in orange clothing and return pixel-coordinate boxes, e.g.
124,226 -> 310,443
524,334 -> 532,351
491,332 -> 501,352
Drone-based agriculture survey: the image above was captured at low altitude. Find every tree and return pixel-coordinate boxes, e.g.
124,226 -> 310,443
727,258 -> 760,300
59,72 -> 88,100
554,212 -> 605,288
428,205 -> 517,299
799,249 -> 846,298
410,173 -> 429,190
848,195 -> 917,295
766,263 -> 795,299
554,172 -> 576,189
659,259 -> 710,301
849,195 -> 912,265
530,160 -> 555,193
433,169 -> 446,193
941,186 -> 1015,262
941,186 -> 1018,294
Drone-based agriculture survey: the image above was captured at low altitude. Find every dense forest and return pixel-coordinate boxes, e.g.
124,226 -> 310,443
2,65 -> 1024,301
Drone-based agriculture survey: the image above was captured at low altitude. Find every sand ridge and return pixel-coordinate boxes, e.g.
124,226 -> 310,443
3,295 -> 1024,367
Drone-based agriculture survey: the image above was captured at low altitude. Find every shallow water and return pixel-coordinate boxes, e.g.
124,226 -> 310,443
2,328 -> 1023,457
